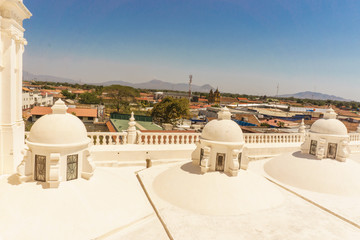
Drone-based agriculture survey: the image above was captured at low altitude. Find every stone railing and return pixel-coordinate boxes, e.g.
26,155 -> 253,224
349,133 -> 360,142
87,132 -> 128,145
137,131 -> 200,145
244,133 -> 305,144
25,131 -> 304,146
25,131 -> 360,146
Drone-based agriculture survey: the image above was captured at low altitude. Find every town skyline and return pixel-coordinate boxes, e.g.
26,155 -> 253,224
23,0 -> 360,101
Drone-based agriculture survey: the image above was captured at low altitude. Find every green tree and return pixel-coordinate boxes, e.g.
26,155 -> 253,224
151,97 -> 190,125
79,92 -> 101,104
103,85 -> 139,112
61,90 -> 76,100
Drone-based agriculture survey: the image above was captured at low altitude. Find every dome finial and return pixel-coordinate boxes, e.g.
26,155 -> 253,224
51,99 -> 68,114
323,108 -> 337,119
298,119 -> 306,133
218,106 -> 231,120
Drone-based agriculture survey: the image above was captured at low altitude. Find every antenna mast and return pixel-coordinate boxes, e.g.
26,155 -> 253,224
189,74 -> 192,100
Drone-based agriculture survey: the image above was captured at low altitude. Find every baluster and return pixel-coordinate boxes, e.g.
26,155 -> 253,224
143,135 -> 148,145
114,134 -> 119,145
137,133 -> 142,144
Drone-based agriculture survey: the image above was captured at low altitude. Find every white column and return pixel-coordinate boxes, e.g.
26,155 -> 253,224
0,30 -> 29,175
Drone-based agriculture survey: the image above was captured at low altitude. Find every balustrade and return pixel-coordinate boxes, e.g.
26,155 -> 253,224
137,132 -> 200,145
25,131 -> 359,146
87,132 -> 127,146
349,133 -> 360,142
243,133 -> 304,144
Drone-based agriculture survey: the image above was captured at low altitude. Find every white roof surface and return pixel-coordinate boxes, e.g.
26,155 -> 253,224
138,161 -> 360,240
2,157 -> 360,239
264,152 -> 360,196
0,167 -> 167,240
153,162 -> 283,215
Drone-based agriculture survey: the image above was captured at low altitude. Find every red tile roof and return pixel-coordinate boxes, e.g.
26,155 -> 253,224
106,121 -> 117,132
72,90 -> 86,94
31,106 -> 97,117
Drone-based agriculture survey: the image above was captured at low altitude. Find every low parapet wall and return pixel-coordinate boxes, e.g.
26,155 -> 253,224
90,144 -> 196,167
25,131 -> 360,165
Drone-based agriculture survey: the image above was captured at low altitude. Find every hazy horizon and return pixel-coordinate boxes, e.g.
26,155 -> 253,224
23,0 -> 360,101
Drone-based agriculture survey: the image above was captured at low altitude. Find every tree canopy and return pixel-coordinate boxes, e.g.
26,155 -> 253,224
61,90 -> 76,100
78,92 -> 101,104
103,85 -> 139,112
151,97 -> 190,125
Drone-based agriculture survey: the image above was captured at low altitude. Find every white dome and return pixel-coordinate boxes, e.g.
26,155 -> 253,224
28,100 -> 89,146
201,107 -> 243,143
201,119 -> 244,143
153,162 -> 283,215
310,108 -> 348,136
264,152 -> 360,196
310,119 -> 348,135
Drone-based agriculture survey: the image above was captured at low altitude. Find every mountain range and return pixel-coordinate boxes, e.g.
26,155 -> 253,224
23,72 -> 352,101
23,71 -> 214,93
279,91 -> 352,102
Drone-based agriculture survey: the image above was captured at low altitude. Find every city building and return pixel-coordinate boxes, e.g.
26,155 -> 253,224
31,106 -> 98,123
22,88 -> 53,109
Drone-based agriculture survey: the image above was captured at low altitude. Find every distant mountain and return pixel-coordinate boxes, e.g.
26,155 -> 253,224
279,91 -> 352,102
23,71 -> 79,84
23,71 -> 214,93
97,79 -> 214,92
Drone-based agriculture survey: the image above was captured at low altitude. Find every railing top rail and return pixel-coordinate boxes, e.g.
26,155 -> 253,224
243,133 -> 303,136
87,132 -> 127,135
138,132 -> 200,135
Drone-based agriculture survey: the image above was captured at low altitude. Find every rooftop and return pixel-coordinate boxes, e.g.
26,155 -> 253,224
31,106 -> 98,117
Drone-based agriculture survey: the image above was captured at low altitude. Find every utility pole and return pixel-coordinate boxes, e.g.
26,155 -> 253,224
276,83 -> 279,97
189,75 -> 192,101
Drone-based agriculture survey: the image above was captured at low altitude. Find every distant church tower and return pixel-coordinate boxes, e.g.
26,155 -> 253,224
0,1 -> 31,174
208,89 -> 214,103
214,88 -> 220,105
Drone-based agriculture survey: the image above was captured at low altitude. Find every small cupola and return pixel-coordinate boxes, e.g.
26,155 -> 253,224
17,100 -> 95,188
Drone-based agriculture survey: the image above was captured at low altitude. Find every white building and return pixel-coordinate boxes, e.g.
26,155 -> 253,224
22,89 -> 54,109
2,1 -> 360,239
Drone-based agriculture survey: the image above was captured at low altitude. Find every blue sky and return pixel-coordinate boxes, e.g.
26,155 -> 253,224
23,0 -> 360,100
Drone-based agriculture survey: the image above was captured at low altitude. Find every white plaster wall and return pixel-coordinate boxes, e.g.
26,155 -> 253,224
91,144 -> 196,167
0,1 -> 31,175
